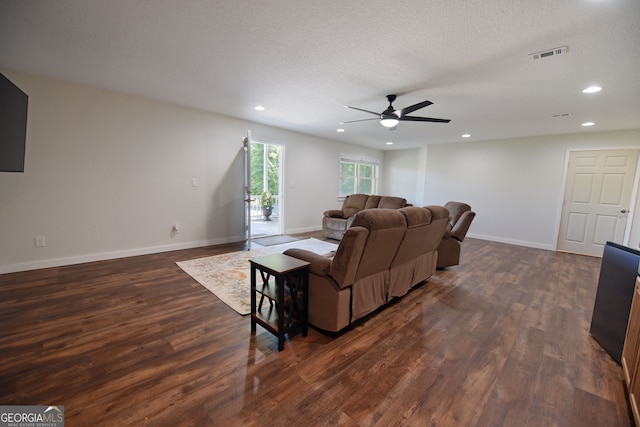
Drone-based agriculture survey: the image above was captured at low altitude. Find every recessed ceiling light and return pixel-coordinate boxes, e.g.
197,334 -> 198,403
582,121 -> 595,127
337,128 -> 345,132
254,105 -> 265,111
386,141 -> 394,145
462,134 -> 471,138
582,86 -> 602,94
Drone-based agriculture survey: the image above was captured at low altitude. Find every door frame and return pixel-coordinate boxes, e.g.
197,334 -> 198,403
554,146 -> 640,252
243,132 -> 252,250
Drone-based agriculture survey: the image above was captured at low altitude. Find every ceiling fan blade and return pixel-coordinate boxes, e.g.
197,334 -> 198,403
399,115 -> 450,123
397,100 -> 433,117
340,118 -> 381,124
344,105 -> 381,116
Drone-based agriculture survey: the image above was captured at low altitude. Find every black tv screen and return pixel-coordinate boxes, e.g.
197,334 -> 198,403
0,72 -> 28,173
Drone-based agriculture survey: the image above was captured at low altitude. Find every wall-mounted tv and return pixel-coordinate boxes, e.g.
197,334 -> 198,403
0,72 -> 28,173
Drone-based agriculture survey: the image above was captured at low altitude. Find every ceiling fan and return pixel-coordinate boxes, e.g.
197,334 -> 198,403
342,94 -> 450,130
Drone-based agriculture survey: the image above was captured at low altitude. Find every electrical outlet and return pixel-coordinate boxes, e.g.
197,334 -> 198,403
35,236 -> 46,247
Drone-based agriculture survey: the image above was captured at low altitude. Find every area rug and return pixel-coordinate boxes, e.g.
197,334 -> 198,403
176,238 -> 338,315
252,234 -> 299,247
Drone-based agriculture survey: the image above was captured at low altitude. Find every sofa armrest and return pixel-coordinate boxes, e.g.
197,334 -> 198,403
323,209 -> 344,218
283,248 -> 332,276
451,211 -> 476,242
441,228 -> 454,240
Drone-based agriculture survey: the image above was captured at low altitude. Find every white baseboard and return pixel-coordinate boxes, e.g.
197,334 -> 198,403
2,231 -> 554,275
468,233 -> 555,251
0,236 -> 245,274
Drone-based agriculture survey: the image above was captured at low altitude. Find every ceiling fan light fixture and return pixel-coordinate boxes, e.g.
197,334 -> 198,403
582,85 -> 602,94
380,118 -> 399,128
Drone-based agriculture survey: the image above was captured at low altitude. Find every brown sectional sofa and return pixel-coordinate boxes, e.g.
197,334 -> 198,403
285,205 -> 449,332
322,194 -> 408,240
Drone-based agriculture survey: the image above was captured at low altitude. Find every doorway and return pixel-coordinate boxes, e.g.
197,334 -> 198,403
250,140 -> 284,237
557,148 -> 639,257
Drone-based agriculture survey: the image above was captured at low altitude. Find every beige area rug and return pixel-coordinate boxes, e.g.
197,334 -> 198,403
176,238 -> 338,315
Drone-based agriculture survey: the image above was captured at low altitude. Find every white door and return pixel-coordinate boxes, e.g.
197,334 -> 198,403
243,132 -> 252,250
557,149 -> 639,257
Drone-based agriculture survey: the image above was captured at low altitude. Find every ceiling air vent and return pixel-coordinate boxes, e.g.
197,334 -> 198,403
530,45 -> 569,61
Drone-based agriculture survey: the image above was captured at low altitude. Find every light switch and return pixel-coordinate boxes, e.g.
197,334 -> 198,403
191,178 -> 199,187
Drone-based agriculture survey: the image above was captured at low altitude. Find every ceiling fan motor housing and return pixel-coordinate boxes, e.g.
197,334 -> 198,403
383,95 -> 398,119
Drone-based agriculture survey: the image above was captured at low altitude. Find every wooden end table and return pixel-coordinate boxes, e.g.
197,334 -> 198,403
250,253 -> 310,351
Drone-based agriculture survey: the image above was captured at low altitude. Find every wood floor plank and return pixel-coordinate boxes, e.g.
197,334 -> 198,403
0,235 -> 632,426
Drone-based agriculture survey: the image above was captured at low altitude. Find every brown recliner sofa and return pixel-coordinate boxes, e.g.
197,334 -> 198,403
285,205 -> 449,332
437,201 -> 476,269
322,194 -> 408,240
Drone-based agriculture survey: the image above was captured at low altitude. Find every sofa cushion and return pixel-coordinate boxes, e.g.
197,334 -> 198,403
395,206 -> 433,261
350,209 -> 406,282
399,205 -> 432,228
422,205 -> 451,247
444,201 -> 472,228
342,194 -> 369,218
378,196 -> 407,209
364,195 -> 381,209
329,226 -> 369,289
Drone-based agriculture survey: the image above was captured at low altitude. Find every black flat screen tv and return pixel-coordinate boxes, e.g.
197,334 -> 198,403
0,72 -> 28,173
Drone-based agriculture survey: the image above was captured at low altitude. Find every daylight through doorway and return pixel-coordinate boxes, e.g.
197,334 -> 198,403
250,140 -> 283,238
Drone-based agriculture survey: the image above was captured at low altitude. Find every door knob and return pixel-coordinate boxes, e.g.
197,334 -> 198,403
621,209 -> 629,214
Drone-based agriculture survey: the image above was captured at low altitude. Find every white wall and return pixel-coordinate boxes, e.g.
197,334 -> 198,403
0,71 -> 382,273
380,148 -> 422,204
384,129 -> 640,250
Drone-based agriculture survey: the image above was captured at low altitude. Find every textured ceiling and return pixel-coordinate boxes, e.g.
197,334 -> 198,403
1,0 -> 639,150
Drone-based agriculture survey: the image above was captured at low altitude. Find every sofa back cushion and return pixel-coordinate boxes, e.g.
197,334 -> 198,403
329,225 -> 369,289
444,201 -> 472,229
348,209 -> 406,282
378,196 -> 407,209
391,207 -> 433,267
364,195 -> 381,209
341,194 -> 369,218
421,205 -> 451,252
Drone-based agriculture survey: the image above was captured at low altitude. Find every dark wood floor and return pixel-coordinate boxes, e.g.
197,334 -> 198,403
0,233 -> 632,426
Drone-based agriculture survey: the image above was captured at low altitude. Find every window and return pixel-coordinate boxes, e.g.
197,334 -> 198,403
339,155 -> 379,197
